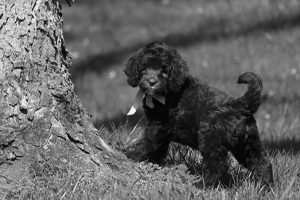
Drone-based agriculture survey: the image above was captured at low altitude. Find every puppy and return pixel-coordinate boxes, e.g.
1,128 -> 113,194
124,41 -> 273,187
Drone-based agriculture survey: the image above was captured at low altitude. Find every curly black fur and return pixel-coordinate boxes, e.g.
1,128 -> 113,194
124,41 -> 273,187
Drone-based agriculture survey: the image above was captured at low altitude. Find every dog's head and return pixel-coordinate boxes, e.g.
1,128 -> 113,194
124,41 -> 189,96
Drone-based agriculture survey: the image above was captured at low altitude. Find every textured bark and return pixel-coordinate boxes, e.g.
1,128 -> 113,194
0,0 -> 116,183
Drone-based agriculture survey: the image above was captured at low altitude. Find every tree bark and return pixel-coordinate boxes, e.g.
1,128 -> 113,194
0,0 -> 116,183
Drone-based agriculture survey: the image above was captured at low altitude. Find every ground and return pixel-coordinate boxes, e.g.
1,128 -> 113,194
2,0 -> 300,199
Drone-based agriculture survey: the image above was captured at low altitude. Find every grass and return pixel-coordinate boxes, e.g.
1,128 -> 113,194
2,0 -> 300,199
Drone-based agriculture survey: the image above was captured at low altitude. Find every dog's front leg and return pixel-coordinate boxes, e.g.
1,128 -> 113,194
125,123 -> 171,164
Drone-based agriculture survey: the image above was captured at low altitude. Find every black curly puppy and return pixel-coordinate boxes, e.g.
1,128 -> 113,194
124,41 -> 273,187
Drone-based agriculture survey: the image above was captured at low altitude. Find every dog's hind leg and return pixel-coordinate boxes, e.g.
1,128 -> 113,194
230,126 -> 274,188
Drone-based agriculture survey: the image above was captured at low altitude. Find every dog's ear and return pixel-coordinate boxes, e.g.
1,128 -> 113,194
124,55 -> 139,87
168,49 -> 189,92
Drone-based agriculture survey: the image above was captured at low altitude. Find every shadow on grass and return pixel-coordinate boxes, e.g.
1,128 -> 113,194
265,139 -> 300,155
71,10 -> 300,80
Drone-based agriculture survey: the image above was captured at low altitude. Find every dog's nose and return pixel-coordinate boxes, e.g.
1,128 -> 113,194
148,78 -> 158,86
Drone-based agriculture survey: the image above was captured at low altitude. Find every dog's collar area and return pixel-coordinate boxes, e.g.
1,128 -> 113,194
145,93 -> 165,108
127,89 -> 165,116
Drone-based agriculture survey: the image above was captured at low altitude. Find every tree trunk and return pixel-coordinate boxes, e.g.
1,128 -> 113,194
0,0 -> 116,183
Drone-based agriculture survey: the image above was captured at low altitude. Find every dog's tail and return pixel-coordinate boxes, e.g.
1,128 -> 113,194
237,72 -> 262,114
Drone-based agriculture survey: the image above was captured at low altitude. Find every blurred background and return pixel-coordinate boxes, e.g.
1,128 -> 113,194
62,0 -> 300,149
